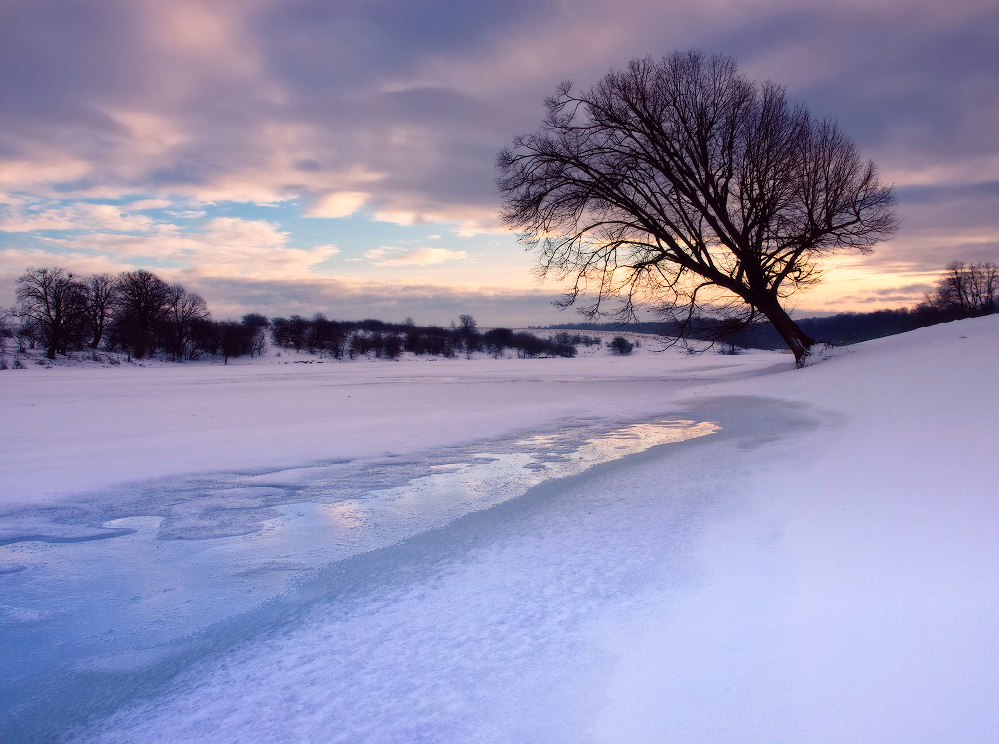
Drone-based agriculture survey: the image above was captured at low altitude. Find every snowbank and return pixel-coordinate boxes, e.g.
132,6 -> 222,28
593,315 -> 999,743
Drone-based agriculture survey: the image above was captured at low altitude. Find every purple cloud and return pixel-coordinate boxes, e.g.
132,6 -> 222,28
1,0 -> 996,318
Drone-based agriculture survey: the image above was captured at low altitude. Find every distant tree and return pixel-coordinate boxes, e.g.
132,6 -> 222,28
547,332 -> 577,357
967,263 -> 998,314
715,262 -> 998,350
349,332 -> 373,358
310,314 -> 348,358
270,317 -> 290,348
459,315 -> 477,334
404,325 -> 425,355
217,321 -> 257,363
382,333 -> 404,359
609,336 -> 634,355
0,307 -> 15,341
80,273 -> 117,349
457,314 -> 482,356
498,50 -> 897,365
420,327 -> 457,357
241,313 -> 269,327
166,284 -> 211,360
925,261 -> 999,317
111,269 -> 172,358
511,332 -> 541,358
270,315 -> 309,351
15,267 -> 87,359
0,306 -> 18,365
15,311 -> 39,352
484,327 -> 515,357
554,331 -> 601,347
249,325 -> 267,357
189,318 -> 219,357
305,313 -> 327,353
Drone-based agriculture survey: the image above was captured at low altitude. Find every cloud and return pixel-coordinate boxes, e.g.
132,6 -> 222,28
382,247 -> 468,266
0,248 -> 131,279
834,282 -> 936,305
165,210 -> 207,219
363,246 -> 469,266
1,215 -> 339,282
125,198 -> 172,211
0,256 -> 567,327
0,0 -> 995,303
0,203 -> 155,233
173,275 -> 569,327
306,191 -> 371,218
869,283 -> 935,296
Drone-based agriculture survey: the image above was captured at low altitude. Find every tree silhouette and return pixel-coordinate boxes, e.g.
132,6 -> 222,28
82,273 -> 117,350
498,50 -> 897,365
111,269 -> 172,359
15,267 -> 86,359
167,284 -> 210,360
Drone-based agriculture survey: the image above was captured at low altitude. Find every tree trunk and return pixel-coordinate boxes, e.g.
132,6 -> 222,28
47,325 -> 60,359
756,297 -> 815,367
90,321 -> 103,349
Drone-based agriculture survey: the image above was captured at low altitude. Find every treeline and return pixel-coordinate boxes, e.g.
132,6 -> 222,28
7,267 -> 265,362
269,314 -> 600,359
4,268 -> 605,365
11,261 -> 989,364
545,262 -> 999,350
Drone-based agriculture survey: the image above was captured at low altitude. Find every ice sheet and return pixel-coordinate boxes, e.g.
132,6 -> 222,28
1,415 -> 722,742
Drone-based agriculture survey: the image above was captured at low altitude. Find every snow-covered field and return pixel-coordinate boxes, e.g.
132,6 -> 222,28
2,318 -> 997,743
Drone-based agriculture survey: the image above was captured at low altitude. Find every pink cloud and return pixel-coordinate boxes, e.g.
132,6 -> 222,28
371,247 -> 469,266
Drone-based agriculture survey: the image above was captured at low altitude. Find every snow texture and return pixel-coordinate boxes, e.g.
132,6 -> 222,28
1,319 -> 997,743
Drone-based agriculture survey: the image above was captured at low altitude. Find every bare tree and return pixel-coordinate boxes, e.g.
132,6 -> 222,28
167,284 -> 210,360
81,273 -> 117,349
927,261 -> 998,317
217,321 -> 259,363
967,263 -> 999,314
241,313 -> 269,328
497,50 -> 898,365
111,269 -> 172,359
0,306 -> 17,366
15,267 -> 87,359
457,314 -> 481,357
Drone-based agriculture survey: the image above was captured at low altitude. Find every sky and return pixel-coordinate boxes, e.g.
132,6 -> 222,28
1,0 -> 996,326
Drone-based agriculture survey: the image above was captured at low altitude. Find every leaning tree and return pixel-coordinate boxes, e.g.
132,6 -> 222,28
497,50 -> 897,365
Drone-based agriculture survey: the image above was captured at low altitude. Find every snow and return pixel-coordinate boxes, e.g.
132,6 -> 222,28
591,319 -> 999,743
0,340 -> 781,508
1,318 -> 996,743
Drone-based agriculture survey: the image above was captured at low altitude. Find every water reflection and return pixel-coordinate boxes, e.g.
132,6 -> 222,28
550,420 -> 719,472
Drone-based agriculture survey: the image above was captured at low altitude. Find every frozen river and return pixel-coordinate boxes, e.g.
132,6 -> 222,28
3,411 -> 737,742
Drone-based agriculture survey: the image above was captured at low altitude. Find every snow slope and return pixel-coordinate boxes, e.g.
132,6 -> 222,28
593,317 -> 999,743
1,318 -> 996,743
